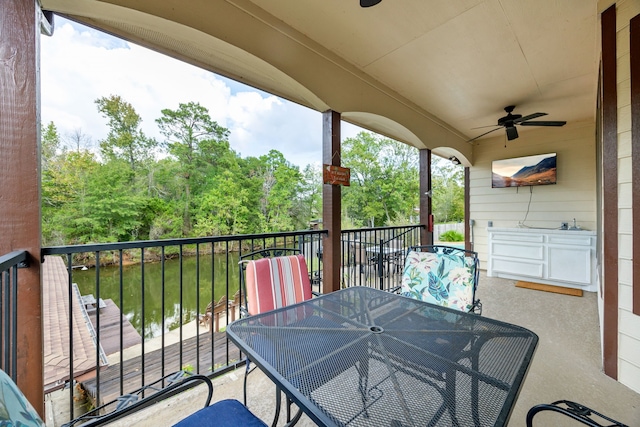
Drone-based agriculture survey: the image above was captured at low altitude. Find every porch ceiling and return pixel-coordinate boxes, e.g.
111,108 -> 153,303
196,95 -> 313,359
41,0 -> 600,164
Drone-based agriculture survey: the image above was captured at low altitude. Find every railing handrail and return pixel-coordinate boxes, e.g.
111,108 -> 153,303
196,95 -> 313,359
341,224 -> 424,234
0,250 -> 28,272
42,230 -> 328,255
33,225 -> 422,422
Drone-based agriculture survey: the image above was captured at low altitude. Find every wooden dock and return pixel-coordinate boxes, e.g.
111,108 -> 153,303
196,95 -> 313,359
88,299 -> 141,357
80,331 -> 240,407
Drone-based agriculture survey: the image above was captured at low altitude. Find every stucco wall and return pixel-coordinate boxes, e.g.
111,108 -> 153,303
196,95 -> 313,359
611,0 -> 640,394
469,122 -> 597,269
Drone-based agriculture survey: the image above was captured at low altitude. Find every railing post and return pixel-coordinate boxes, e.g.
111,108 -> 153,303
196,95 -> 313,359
378,239 -> 384,290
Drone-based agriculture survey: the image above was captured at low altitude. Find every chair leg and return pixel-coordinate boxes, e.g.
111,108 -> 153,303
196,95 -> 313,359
243,359 -> 250,406
271,387 -> 282,427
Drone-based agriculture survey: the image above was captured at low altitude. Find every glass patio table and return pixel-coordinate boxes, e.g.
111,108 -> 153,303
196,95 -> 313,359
227,286 -> 538,427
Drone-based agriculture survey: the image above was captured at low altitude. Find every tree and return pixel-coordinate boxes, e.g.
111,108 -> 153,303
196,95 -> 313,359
256,150 -> 305,231
155,102 -> 231,234
341,132 -> 419,227
193,170 -> 252,236
299,164 -> 323,224
65,127 -> 92,152
431,156 -> 464,223
95,95 -> 156,170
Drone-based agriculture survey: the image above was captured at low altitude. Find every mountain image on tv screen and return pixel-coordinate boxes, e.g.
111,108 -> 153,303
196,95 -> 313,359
492,153 -> 557,188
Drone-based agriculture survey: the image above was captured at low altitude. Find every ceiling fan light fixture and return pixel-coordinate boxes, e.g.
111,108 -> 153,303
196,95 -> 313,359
469,105 -> 567,143
360,0 -> 382,7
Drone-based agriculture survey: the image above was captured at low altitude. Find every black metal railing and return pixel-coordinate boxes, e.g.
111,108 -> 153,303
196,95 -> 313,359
41,230 -> 326,420
38,225 -> 422,422
340,225 -> 423,291
0,250 -> 29,381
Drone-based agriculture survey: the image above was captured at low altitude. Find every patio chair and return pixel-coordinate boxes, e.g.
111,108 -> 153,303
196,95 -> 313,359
0,369 -> 266,427
238,248 -> 317,425
350,240 -> 377,283
526,400 -> 629,427
399,245 -> 482,314
238,248 -> 367,426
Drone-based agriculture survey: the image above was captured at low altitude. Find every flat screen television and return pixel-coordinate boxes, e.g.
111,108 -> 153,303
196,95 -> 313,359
491,153 -> 557,188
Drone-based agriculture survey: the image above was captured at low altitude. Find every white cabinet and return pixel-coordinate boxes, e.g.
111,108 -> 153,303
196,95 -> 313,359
487,227 -> 597,292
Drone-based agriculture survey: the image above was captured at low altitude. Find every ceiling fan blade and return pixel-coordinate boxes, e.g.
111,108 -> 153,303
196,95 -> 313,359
471,123 -> 503,130
513,112 -> 547,124
467,127 -> 501,142
360,0 -> 382,7
520,120 -> 567,127
506,126 -> 519,140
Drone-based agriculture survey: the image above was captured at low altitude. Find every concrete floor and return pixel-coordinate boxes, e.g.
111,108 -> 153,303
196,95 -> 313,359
47,272 -> 640,426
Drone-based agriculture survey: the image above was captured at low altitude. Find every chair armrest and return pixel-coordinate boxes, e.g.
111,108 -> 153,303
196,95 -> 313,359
526,400 -> 628,427
63,372 -> 213,427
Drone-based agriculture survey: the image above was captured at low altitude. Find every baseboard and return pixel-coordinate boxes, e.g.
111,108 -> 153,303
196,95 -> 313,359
515,281 -> 583,297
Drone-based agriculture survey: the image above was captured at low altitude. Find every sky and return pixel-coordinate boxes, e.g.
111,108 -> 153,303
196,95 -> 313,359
40,17 -> 362,168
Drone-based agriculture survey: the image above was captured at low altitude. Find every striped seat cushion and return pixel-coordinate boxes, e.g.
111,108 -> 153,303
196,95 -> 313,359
244,254 -> 312,315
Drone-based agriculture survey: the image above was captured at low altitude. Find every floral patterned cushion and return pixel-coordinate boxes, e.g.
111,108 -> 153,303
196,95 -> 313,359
401,250 -> 477,312
0,369 -> 45,426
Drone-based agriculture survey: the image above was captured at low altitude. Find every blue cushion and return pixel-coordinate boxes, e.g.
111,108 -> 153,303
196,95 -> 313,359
173,399 -> 267,427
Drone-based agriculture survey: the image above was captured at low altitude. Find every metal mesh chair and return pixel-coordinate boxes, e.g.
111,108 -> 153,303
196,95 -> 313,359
0,369 -> 266,427
526,400 -> 628,427
399,245 -> 482,314
238,248 -> 317,426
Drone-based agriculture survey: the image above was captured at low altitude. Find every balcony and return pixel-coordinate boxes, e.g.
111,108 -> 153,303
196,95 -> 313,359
20,226 -> 417,422
3,226 -> 637,426
45,272 -> 638,426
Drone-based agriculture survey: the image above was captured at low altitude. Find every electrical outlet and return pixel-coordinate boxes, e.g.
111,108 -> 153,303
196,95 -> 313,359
561,222 -> 568,230
470,219 -> 475,226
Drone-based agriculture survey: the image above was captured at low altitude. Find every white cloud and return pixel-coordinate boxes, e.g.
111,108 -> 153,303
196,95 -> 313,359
40,18 -> 369,169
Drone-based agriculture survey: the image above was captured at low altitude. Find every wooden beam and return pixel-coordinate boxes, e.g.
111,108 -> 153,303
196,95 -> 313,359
601,4 -> 618,380
419,149 -> 432,245
322,111 -> 341,293
0,0 -> 44,415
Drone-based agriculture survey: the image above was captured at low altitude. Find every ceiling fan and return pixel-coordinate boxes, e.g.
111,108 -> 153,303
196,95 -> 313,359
360,0 -> 382,7
469,106 -> 567,142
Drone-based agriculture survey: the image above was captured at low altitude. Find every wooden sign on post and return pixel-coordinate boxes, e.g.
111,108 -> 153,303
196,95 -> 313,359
323,164 -> 350,186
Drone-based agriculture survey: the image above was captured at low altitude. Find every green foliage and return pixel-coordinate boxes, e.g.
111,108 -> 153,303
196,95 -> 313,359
342,132 -> 419,227
431,157 -> 464,223
41,96 -> 465,246
95,95 -> 157,170
439,230 -> 464,242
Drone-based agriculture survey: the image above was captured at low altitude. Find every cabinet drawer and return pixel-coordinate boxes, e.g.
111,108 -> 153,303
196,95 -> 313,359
492,258 -> 544,278
491,233 -> 544,243
491,242 -> 544,260
548,235 -> 592,246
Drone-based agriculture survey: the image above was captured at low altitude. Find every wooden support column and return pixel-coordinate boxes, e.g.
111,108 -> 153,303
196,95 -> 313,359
0,0 -> 44,415
419,149 -> 433,245
322,111 -> 342,293
601,4 -> 618,380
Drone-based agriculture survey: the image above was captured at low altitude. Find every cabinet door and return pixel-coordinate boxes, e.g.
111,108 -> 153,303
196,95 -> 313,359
547,245 -> 591,284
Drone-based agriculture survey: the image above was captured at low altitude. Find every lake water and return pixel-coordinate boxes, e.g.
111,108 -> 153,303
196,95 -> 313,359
72,253 -> 241,339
